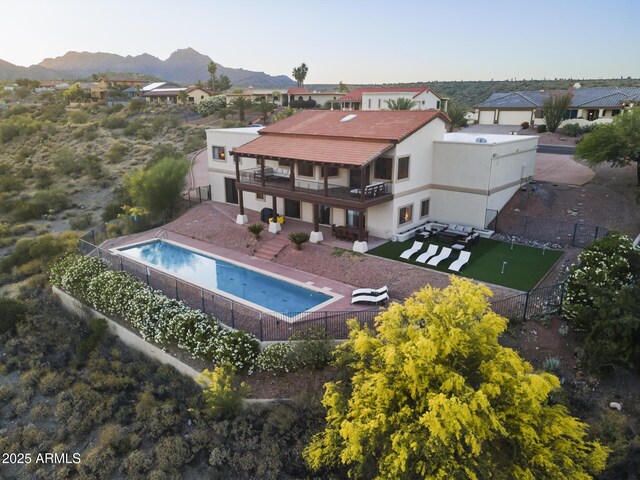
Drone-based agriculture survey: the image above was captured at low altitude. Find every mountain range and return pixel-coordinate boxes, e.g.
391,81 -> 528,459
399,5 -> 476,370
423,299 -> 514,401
0,48 -> 295,87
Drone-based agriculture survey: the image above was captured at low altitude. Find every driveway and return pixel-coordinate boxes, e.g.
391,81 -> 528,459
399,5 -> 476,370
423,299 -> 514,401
537,144 -> 576,155
459,124 -> 522,135
534,154 -> 594,185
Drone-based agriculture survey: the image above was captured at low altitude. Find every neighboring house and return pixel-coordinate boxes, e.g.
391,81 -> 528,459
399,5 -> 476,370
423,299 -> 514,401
338,87 -> 448,112
3,84 -> 18,92
474,86 -> 640,126
206,110 -> 536,252
281,87 -> 343,108
34,81 -> 71,92
142,86 -> 212,104
224,87 -> 287,106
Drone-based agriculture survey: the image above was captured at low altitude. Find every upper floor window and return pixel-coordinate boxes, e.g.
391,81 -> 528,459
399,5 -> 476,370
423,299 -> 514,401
298,161 -> 314,177
397,156 -> 409,180
212,146 -> 225,161
374,157 -> 392,180
436,100 -> 441,109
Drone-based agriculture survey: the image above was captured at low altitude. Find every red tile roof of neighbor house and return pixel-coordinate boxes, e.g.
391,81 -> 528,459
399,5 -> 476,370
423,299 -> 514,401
287,87 -> 311,95
233,135 -> 395,166
338,87 -> 431,101
258,110 -> 446,142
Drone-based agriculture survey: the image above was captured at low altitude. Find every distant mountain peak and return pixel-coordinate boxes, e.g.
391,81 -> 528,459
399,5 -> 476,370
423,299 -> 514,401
0,48 -> 295,87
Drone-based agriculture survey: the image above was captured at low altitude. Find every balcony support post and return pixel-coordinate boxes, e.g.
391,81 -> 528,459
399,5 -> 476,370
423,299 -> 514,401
290,160 -> 296,191
353,208 -> 368,253
360,166 -> 365,203
310,203 -> 323,243
269,194 -> 281,233
323,166 -> 329,197
259,156 -> 265,187
234,153 -> 247,224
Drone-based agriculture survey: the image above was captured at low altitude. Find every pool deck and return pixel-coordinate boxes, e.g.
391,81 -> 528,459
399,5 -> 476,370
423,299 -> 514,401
102,228 -> 376,313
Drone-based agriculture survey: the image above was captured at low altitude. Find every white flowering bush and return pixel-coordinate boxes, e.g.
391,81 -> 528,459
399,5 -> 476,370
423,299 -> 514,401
256,343 -> 296,375
50,255 -> 259,371
564,232 -> 640,369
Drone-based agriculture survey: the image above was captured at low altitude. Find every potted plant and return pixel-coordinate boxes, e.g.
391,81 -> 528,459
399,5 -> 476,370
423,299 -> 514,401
247,223 -> 264,240
288,232 -> 310,250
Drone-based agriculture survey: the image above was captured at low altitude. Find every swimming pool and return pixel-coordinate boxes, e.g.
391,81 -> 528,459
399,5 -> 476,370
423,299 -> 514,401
117,240 -> 332,316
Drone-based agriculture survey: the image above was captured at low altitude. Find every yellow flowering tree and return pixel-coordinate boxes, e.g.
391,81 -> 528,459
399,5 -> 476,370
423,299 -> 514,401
304,278 -> 607,479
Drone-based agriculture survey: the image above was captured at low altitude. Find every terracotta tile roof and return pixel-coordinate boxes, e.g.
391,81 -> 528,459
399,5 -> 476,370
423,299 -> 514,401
232,135 -> 394,166
287,87 -> 311,95
258,110 -> 445,142
339,87 -> 430,102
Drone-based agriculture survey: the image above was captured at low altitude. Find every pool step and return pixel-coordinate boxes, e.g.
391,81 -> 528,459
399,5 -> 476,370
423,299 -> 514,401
253,237 -> 289,261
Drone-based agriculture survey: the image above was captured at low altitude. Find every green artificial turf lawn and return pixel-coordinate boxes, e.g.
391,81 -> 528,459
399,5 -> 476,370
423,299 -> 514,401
368,237 -> 563,291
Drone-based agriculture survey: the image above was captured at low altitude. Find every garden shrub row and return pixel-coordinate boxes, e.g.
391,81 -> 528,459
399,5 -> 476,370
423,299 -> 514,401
50,255 -> 259,371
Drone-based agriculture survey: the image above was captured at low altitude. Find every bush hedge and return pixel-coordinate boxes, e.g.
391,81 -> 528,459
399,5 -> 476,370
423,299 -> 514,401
50,255 -> 259,371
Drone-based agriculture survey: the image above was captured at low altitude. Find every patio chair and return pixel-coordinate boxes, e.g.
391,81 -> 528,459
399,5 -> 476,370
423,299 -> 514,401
426,247 -> 452,266
399,241 -> 423,259
416,244 -> 439,264
351,292 -> 389,305
448,251 -> 471,272
352,285 -> 388,297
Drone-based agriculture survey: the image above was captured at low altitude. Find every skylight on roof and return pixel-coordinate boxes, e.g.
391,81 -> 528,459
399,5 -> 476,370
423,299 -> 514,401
340,114 -> 358,122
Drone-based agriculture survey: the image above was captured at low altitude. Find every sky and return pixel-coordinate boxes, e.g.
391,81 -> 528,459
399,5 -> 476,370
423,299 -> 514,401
2,0 -> 639,84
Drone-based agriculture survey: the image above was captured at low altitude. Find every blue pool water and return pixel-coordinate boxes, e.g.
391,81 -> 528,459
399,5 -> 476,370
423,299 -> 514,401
119,240 -> 331,316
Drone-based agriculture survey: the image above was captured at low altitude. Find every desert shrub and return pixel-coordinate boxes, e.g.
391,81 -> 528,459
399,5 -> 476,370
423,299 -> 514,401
39,101 -> 66,122
69,212 -> 93,230
289,326 -> 333,370
521,121 -> 530,129
105,140 -> 128,163
11,188 -> 71,221
256,343 -> 296,374
124,450 -> 153,479
101,115 -> 128,129
0,173 -> 23,192
221,120 -> 246,128
151,114 -> 179,130
123,118 -> 145,136
128,99 -> 146,115
562,122 -> 582,137
537,124 -> 547,133
150,143 -> 182,164
155,436 -> 191,472
20,368 -> 42,392
123,157 -> 188,214
198,366 -> 249,419
0,386 -> 15,402
542,356 -> 561,373
247,223 -> 264,240
288,231 -> 310,250
82,155 -> 104,179
289,99 -> 317,109
10,223 -> 33,236
0,297 -> 28,334
54,382 -> 109,435
564,232 -> 640,370
76,318 -> 108,360
183,130 -> 206,153
53,147 -> 81,175
68,109 -> 90,124
137,127 -> 154,140
0,232 -> 79,278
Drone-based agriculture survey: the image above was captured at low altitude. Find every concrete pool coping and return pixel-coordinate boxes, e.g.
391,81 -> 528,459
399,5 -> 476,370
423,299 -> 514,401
101,228 -> 381,314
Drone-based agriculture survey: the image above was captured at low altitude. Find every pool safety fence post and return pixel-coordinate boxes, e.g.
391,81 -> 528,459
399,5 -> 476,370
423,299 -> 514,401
523,290 -> 531,322
259,318 -> 263,340
523,216 -> 528,237
175,278 -> 179,300
324,312 -> 328,334
572,223 -> 578,246
200,289 -> 205,312
230,302 -> 235,328
559,281 -> 567,315
145,267 -> 150,285
119,257 -> 123,271
91,229 -> 96,246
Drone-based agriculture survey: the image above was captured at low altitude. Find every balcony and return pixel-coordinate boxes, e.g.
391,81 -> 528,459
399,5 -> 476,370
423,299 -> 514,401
238,167 -> 393,207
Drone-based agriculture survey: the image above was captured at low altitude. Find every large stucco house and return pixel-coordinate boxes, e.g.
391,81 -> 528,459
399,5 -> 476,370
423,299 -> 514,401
474,86 -> 640,126
207,110 -> 537,252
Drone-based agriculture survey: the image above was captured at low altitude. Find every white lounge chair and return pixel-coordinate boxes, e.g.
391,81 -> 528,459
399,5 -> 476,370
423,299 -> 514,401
351,292 -> 389,305
352,285 -> 389,297
415,244 -> 439,264
427,247 -> 452,266
449,251 -> 471,272
400,241 -> 423,260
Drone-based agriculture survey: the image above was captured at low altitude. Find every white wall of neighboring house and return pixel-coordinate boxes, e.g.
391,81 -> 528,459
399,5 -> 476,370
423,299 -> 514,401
187,88 -> 211,104
361,91 -> 442,111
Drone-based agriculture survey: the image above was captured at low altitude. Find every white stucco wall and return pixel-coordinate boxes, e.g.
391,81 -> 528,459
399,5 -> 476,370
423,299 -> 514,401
361,91 -> 442,111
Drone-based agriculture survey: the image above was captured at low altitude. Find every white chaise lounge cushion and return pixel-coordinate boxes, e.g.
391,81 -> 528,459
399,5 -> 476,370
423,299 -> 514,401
352,286 -> 389,297
416,244 -> 439,264
351,292 -> 389,304
449,251 -> 471,272
399,241 -> 423,259
427,247 -> 452,266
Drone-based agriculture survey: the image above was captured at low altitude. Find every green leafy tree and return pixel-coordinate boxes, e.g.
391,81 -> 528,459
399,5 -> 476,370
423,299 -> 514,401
385,97 -> 417,110
292,63 -> 309,87
543,90 -> 573,132
564,232 -> 640,370
63,83 -> 89,103
304,278 -> 608,479
196,95 -> 227,117
207,61 -> 217,93
231,97 -> 253,122
197,365 -> 249,419
338,81 -> 349,92
254,99 -> 275,124
575,107 -> 640,185
123,157 -> 188,214
217,74 -> 232,92
178,90 -> 189,105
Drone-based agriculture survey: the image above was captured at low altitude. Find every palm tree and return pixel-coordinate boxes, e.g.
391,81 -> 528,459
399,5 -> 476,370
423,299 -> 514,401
292,63 -> 309,87
207,61 -> 217,92
385,98 -> 417,110
338,81 -> 349,93
445,101 -> 469,131
231,97 -> 253,122
254,100 -> 275,124
178,90 -> 189,105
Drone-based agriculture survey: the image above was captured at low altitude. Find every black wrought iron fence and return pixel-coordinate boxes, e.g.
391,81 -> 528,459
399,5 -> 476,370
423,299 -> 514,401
490,282 -> 565,322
